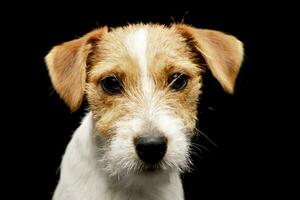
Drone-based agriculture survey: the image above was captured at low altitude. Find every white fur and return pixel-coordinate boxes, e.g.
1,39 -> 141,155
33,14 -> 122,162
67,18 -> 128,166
53,29 -> 189,200
117,28 -> 190,173
53,113 -> 185,200
126,28 -> 148,74
126,28 -> 154,102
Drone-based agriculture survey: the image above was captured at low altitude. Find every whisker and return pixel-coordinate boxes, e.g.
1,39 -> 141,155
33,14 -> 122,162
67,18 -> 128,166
194,127 -> 218,147
191,141 -> 209,151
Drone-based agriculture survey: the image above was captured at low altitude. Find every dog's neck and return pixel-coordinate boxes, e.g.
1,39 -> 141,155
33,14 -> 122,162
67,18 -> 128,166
53,112 -> 184,200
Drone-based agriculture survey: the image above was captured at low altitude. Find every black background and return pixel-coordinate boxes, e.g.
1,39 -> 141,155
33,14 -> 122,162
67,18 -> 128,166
2,2 -> 293,200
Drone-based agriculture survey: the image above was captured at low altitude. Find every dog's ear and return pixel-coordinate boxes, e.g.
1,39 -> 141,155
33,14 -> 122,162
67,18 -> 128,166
45,27 -> 108,111
173,24 -> 244,94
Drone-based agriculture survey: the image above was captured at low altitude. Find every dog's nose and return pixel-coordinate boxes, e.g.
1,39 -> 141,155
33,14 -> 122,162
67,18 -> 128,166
135,136 -> 167,164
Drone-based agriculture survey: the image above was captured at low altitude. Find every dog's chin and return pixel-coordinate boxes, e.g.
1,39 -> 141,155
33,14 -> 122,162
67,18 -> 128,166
106,160 -> 176,179
128,160 -> 185,180
109,162 -> 175,188
102,157 -> 188,188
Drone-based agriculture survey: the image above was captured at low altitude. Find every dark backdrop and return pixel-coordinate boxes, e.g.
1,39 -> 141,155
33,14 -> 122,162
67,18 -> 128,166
2,2 -> 291,200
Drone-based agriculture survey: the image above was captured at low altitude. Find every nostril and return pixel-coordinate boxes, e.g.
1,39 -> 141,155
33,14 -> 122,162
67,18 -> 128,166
135,136 -> 167,164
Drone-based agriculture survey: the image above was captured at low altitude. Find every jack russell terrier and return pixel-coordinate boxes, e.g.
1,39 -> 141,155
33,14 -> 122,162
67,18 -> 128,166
45,23 -> 243,200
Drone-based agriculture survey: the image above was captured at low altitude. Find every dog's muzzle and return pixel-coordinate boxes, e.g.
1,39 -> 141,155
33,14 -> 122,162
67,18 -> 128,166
134,136 -> 167,164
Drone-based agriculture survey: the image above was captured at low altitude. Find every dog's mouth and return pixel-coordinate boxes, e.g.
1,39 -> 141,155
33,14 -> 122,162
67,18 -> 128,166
137,160 -> 175,174
141,163 -> 163,172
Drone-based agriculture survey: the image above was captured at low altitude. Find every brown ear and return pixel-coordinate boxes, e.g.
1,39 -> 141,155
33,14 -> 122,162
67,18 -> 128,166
174,24 -> 244,94
45,27 -> 107,111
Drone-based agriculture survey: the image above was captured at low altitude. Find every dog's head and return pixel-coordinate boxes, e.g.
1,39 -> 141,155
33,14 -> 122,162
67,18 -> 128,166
46,24 -> 243,180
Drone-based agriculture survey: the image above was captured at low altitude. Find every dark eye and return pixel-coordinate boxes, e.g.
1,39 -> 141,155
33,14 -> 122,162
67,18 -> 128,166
101,76 -> 123,95
168,73 -> 188,91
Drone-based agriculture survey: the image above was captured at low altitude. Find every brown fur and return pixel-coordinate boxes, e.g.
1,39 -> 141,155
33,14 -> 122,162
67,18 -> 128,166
173,24 -> 244,93
45,24 -> 243,139
45,27 -> 108,111
85,25 -> 202,138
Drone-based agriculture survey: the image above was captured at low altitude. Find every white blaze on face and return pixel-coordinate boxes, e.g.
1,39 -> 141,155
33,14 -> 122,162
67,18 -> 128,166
102,27 -> 189,178
125,28 -> 154,104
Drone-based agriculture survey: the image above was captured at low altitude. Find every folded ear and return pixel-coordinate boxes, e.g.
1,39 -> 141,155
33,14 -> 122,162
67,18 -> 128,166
174,24 -> 244,94
45,27 -> 107,111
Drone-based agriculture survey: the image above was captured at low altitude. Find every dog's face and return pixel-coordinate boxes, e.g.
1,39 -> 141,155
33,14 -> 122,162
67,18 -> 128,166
46,24 -> 243,180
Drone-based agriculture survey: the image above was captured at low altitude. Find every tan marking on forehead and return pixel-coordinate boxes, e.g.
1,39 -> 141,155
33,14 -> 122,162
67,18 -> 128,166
144,26 -> 202,90
85,24 -> 202,138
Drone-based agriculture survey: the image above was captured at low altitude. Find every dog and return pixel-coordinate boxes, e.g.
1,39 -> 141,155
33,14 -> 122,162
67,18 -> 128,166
45,23 -> 243,200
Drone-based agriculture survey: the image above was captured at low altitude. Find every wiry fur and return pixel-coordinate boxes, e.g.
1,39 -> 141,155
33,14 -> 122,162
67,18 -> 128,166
46,23 -> 243,200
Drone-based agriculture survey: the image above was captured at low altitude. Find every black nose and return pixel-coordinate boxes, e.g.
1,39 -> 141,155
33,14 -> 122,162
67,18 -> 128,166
135,136 -> 167,164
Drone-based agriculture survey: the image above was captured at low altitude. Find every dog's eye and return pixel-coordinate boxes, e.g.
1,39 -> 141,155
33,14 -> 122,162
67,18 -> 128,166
168,73 -> 188,91
101,76 -> 123,95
